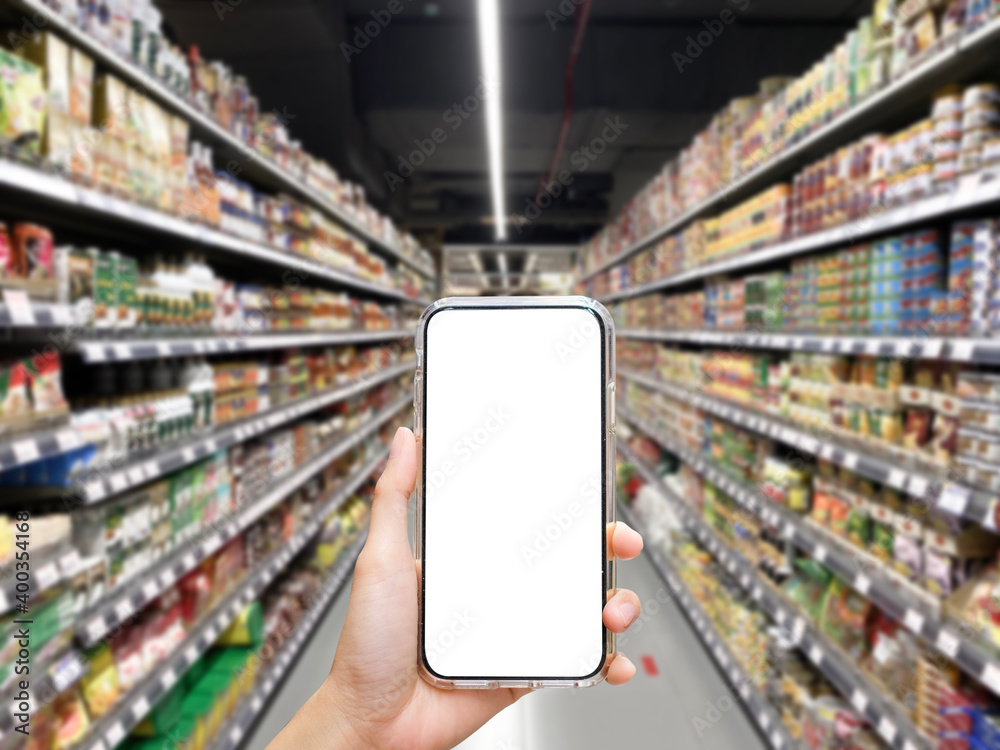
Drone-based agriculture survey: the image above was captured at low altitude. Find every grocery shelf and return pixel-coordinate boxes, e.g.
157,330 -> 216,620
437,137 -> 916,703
617,367 -> 994,528
0,160 -> 428,306
617,443 -> 928,750
76,413 -> 397,647
0,545 -> 80,617
72,361 -> 413,504
577,16 -> 1000,287
615,499 -> 798,750
6,0 -> 435,280
0,301 -> 75,328
72,505 -> 370,750
76,329 -> 414,363
599,175 -> 1000,303
619,410 -> 1000,710
205,532 -> 362,750
618,329 -> 1000,365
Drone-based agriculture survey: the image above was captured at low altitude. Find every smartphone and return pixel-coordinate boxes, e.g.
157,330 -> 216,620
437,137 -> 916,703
414,296 -> 616,688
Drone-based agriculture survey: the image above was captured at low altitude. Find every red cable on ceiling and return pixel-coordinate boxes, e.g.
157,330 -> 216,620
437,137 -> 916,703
536,0 -> 593,202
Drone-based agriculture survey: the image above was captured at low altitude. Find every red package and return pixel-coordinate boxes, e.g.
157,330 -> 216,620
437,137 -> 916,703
0,224 -> 14,279
178,564 -> 214,625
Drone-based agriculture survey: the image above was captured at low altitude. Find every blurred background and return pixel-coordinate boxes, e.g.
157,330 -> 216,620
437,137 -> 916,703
2,0 -> 1000,748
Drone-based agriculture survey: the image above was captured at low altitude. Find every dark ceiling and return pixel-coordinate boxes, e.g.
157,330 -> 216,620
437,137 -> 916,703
159,0 -> 872,247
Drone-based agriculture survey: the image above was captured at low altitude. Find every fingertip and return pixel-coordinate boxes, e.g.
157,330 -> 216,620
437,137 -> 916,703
389,426 -> 413,458
611,522 -> 644,560
606,654 -> 636,686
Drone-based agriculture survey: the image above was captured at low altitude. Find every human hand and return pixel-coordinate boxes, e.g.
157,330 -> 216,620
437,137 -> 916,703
268,426 -> 644,750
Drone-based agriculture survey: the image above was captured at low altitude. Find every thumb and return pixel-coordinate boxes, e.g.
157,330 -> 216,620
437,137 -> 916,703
367,426 -> 417,559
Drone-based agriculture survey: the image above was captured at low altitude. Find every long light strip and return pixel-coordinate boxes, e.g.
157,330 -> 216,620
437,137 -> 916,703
477,0 -> 506,241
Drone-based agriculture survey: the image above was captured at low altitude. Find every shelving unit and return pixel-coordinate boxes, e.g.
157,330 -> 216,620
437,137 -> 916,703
617,329 -> 1000,365
75,330 -> 413,364
616,497 -> 800,750
618,444 -> 928,750
75,407 -> 403,647
618,407 -> 1000,701
598,176 -> 1000,303
74,528 -> 369,750
0,361 -> 410,499
618,367 -> 994,527
576,17 -> 1000,287
203,527 -> 365,750
6,0 -> 435,280
0,161 -> 429,306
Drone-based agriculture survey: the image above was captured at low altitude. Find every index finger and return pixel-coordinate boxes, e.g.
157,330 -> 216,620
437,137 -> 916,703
607,521 -> 643,560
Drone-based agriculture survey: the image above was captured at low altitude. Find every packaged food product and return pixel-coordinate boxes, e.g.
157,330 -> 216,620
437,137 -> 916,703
51,689 -> 91,750
78,646 -> 121,719
0,224 -> 14,280
26,352 -> 67,413
15,31 -> 70,115
0,361 -> 31,421
0,49 -> 46,154
12,223 -> 54,280
68,47 -> 93,125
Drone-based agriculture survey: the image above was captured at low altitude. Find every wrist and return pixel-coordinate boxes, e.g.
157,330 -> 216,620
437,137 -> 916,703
314,674 -> 372,750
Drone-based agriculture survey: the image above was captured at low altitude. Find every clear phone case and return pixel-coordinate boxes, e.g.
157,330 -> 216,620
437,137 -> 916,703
413,296 -> 617,689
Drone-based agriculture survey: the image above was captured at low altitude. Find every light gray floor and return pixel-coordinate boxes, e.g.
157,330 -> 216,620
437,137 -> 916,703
243,550 -> 769,750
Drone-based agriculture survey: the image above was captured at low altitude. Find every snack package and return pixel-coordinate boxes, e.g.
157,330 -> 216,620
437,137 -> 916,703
0,49 -> 46,153
0,361 -> 31,421
78,646 -> 121,719
26,352 -> 67,413
69,48 -> 93,125
820,578 -> 872,660
15,31 -> 70,115
0,224 -> 14,279
12,223 -> 54,281
51,689 -> 91,750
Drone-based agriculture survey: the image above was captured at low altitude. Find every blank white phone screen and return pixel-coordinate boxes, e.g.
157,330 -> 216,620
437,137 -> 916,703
422,305 -> 607,680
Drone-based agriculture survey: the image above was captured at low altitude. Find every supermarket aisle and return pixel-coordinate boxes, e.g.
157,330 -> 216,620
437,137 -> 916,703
245,550 -> 768,750
243,574 -> 355,750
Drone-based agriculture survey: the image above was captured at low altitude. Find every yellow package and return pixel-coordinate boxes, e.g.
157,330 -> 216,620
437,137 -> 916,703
16,31 -> 69,115
78,645 -> 121,719
69,48 -> 93,125
0,49 -> 46,153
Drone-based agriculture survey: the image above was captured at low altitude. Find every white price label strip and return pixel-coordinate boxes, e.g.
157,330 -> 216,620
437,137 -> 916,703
56,430 -> 82,451
37,562 -> 59,590
903,609 -> 925,634
3,289 -> 35,325
12,439 -> 40,464
809,645 -> 823,664
935,629 -> 961,658
877,717 -> 897,743
982,663 -> 1000,695
851,689 -> 869,713
854,575 -> 871,595
106,723 -> 126,747
939,483 -> 971,516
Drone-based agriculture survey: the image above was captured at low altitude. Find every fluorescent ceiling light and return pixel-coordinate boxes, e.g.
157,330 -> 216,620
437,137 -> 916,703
477,0 -> 505,241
